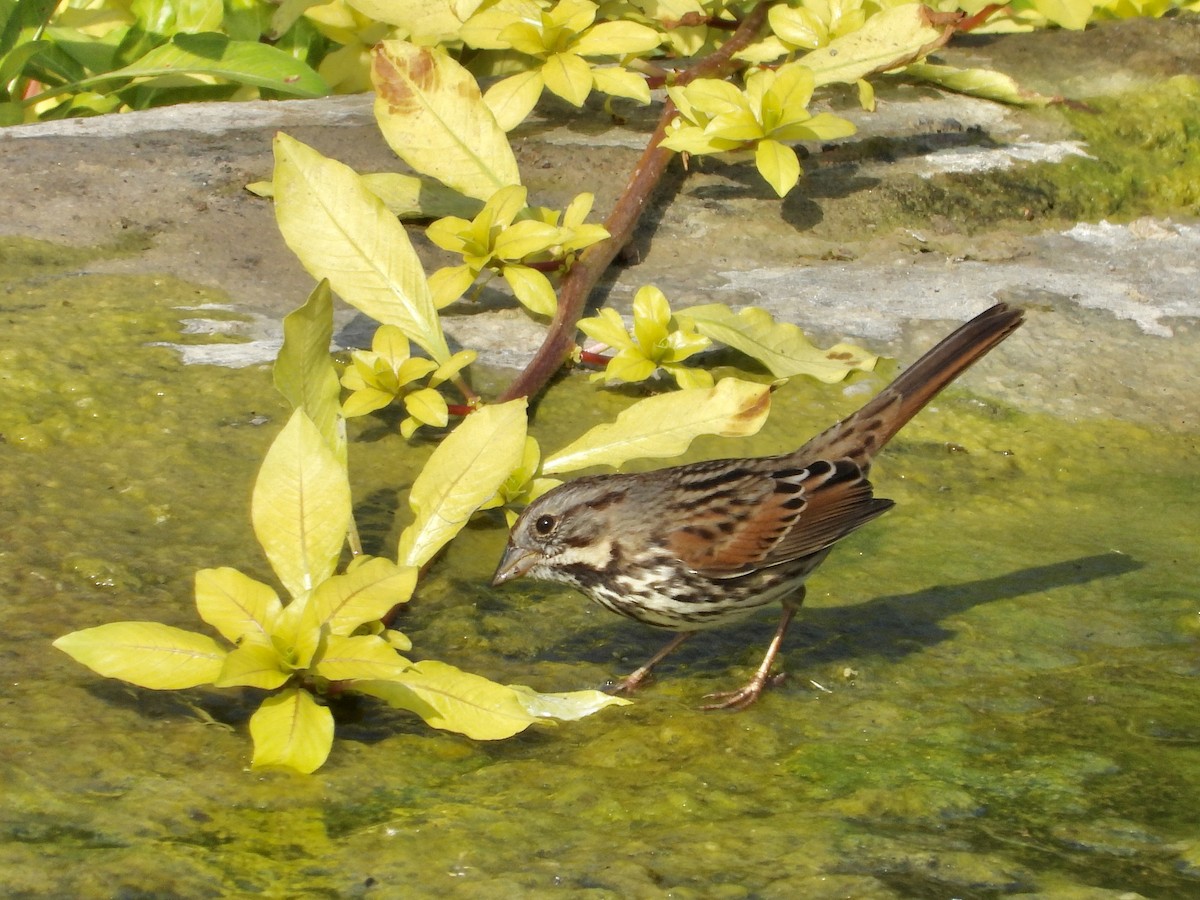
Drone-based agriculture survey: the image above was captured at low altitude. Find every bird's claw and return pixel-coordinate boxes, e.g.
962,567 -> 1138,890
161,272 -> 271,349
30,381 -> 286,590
700,671 -> 785,710
606,673 -> 648,695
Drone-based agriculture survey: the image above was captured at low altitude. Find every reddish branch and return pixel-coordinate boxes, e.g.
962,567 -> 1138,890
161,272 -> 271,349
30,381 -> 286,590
497,1 -> 770,403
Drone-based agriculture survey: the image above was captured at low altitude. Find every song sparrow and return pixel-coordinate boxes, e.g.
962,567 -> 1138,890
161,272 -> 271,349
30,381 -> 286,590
493,303 -> 1024,708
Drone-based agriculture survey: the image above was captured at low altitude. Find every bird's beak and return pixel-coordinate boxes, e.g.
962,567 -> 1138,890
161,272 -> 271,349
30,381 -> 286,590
491,544 -> 538,586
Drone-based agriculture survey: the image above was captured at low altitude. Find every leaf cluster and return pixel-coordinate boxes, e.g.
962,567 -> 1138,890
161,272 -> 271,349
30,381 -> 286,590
0,0 -> 331,123
55,286 -> 633,772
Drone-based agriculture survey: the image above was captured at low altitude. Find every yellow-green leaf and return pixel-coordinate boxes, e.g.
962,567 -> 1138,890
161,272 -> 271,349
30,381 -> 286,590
493,219 -> 563,260
768,3 -> 826,49
268,598 -> 321,671
360,172 -> 485,220
857,77 -> 876,112
214,639 -> 291,690
665,362 -> 715,390
503,265 -> 559,317
194,567 -> 282,644
372,41 -> 520,201
313,634 -> 412,681
804,4 -> 950,88
345,0 -> 485,42
571,20 -> 660,56
249,688 -> 334,773
600,349 -> 657,384
384,629 -> 413,652
342,386 -> 396,418
578,307 -> 634,350
508,684 -> 631,719
273,134 -> 451,363
252,409 -> 352,601
1034,0 -> 1095,29
428,264 -> 478,309
483,69 -> 545,132
755,138 -> 801,197
398,399 -> 528,567
305,557 -> 417,635
676,304 -> 879,381
356,660 -> 539,740
542,378 -> 771,474
274,281 -> 344,459
589,65 -> 651,104
403,387 -> 449,428
54,622 -> 226,690
903,62 -> 1054,107
431,348 -> 477,386
541,51 -> 593,106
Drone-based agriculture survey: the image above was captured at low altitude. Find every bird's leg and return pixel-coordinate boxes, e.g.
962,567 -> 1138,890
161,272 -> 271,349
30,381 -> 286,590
609,632 -> 693,694
701,590 -> 803,710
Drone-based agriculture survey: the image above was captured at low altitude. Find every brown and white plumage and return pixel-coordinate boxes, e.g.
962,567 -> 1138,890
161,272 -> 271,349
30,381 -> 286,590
493,303 -> 1024,708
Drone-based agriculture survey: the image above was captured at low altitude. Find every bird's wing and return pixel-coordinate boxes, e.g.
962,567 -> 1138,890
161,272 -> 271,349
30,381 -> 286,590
664,458 -> 893,577
762,459 -> 893,565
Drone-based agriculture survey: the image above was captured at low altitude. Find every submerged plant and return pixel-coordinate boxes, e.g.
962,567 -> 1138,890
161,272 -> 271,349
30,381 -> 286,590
54,287 -> 630,773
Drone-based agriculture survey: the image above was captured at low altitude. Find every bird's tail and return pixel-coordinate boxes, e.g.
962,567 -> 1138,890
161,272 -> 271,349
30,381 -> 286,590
797,302 -> 1024,467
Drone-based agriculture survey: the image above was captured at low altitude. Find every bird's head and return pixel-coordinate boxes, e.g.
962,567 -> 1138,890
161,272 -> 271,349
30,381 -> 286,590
491,477 -> 630,588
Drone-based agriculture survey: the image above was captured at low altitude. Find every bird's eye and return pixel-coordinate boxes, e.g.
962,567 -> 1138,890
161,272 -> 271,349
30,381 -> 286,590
534,514 -> 556,535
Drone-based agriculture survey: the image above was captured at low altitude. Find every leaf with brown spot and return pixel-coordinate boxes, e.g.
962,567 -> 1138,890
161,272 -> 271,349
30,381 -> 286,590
543,379 -> 772,475
371,41 -> 521,202
676,304 -> 877,382
803,3 -> 955,88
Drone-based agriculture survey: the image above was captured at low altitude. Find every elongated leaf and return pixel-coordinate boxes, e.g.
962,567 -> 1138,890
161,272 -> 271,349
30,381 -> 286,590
214,639 -> 290,690
804,4 -> 951,88
903,62 -> 1055,107
482,68 -> 544,132
1033,0 -> 1094,29
269,596 -> 320,671
63,32 -> 327,98
249,688 -> 334,773
252,409 -> 351,601
274,281 -> 344,459
509,684 -> 631,720
398,399 -> 528,568
273,133 -> 451,362
194,567 -> 282,644
676,304 -> 878,381
305,556 -> 417,635
360,172 -> 484,220
541,50 -> 593,106
53,622 -> 226,690
755,138 -> 800,198
371,40 -> 520,201
356,661 -> 539,740
1,0 -> 58,60
346,0 -> 485,42
542,379 -> 771,474
502,264 -> 558,317
313,634 -> 412,681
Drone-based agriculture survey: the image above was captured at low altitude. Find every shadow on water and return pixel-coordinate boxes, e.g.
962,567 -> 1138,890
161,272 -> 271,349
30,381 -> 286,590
546,551 -> 1144,674
801,550 -> 1144,663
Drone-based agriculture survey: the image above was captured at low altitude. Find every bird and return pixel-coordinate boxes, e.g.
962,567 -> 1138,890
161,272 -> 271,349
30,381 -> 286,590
492,302 -> 1024,709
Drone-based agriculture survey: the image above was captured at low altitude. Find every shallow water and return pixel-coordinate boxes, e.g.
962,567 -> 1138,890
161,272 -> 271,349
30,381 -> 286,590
2,245 -> 1199,898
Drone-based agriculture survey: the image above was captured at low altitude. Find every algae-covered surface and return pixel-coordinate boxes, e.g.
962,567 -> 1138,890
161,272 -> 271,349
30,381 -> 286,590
2,243 -> 1199,898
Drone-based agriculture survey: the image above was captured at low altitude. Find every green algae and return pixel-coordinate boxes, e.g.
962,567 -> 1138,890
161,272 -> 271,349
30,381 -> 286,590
2,249 -> 1199,896
819,74 -> 1200,242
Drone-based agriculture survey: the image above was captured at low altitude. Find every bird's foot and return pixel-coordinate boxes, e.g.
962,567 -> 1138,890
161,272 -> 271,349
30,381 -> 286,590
607,633 -> 692,695
700,671 -> 786,710
607,670 -> 650,695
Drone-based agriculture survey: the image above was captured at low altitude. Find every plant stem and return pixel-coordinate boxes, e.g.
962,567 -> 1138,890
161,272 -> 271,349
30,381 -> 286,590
498,1 -> 769,403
